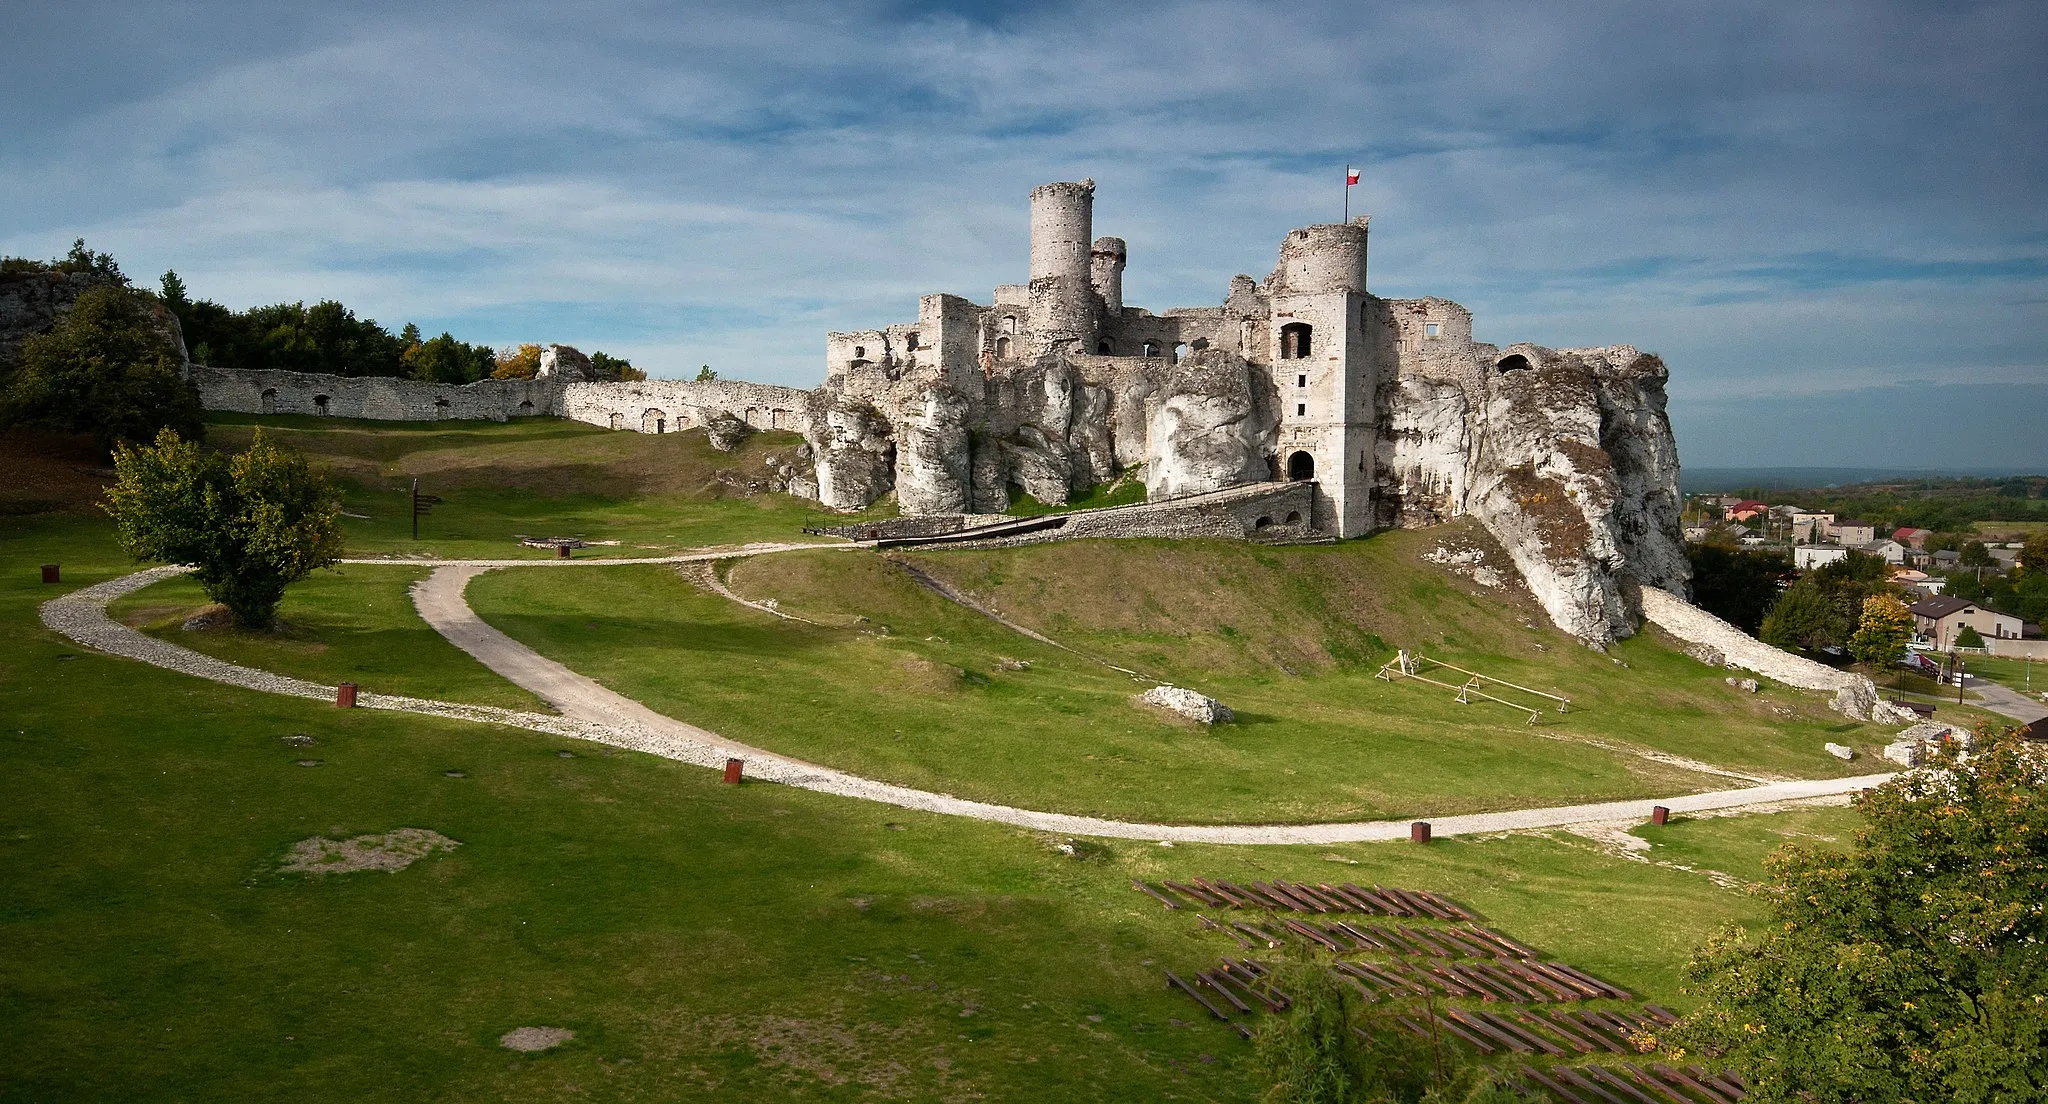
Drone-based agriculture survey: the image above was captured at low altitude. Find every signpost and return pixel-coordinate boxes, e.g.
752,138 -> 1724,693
410,478 -> 442,540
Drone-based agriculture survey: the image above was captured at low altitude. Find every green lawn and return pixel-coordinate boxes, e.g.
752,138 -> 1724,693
108,564 -> 551,712
457,533 -> 1899,825
1964,654 -> 2048,699
204,413 -> 886,560
2,509 -> 1833,1101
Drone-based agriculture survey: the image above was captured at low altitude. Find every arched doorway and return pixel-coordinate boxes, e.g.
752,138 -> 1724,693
1287,450 -> 1315,481
1496,354 -> 1532,373
642,409 -> 665,433
260,388 -> 277,414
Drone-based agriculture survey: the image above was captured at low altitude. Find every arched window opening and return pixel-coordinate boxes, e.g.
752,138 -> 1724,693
1096,339 -> 1112,354
1254,516 -> 1273,530
608,412 -> 623,430
1280,322 -> 1313,360
1171,342 -> 1187,363
1001,315 -> 1017,335
312,395 -> 330,415
259,388 -> 277,414
518,400 -> 534,415
1496,354 -> 1532,373
433,398 -> 451,419
642,409 -> 665,433
1285,510 -> 1302,525
995,337 -> 1011,359
1287,450 -> 1315,481
1141,341 -> 1159,358
905,333 -> 920,350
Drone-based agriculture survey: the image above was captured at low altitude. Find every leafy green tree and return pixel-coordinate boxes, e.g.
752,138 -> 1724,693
1687,544 -> 1791,634
694,364 -> 718,382
1961,541 -> 1994,569
1849,593 -> 1914,669
2,285 -> 204,451
158,270 -> 189,313
591,351 -> 646,382
2020,533 -> 2048,576
1956,625 -> 1985,649
1671,731 -> 2048,1103
103,428 -> 343,629
1760,583 -> 1848,654
401,331 -> 496,384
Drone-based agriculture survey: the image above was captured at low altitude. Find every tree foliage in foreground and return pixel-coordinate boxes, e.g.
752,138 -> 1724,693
1847,593 -> 1913,669
3,284 -> 204,451
104,429 -> 344,629
1672,731 -> 2048,1103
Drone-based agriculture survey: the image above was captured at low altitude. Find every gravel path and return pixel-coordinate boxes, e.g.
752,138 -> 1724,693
1964,676 -> 2048,724
41,561 -> 1895,844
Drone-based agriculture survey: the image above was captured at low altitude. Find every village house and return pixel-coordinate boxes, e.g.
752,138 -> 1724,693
1789,509 -> 1834,542
1909,595 -> 2024,650
1893,527 -> 1931,550
1890,568 -> 1945,597
1795,545 -> 1849,570
1726,499 -> 1768,523
1830,519 -> 1877,546
1860,538 -> 1906,565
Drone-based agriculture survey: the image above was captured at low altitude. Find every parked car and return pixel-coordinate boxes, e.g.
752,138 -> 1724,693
1899,653 -> 1942,677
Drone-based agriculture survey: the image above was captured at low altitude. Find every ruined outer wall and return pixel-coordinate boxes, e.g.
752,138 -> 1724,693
190,365 -> 562,421
561,379 -> 812,433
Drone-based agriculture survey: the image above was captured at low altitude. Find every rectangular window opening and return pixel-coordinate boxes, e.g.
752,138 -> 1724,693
1424,322 -> 1441,338
1296,403 -> 1307,416
1296,374 -> 1306,387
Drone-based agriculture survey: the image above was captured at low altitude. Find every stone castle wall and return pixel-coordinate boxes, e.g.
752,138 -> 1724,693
189,364 -> 809,435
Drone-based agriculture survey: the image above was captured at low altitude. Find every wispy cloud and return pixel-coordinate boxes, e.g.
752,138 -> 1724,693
3,0 -> 2044,466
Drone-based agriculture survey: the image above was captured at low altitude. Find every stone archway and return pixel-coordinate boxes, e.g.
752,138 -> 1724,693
1287,450 -> 1315,481
642,409 -> 666,434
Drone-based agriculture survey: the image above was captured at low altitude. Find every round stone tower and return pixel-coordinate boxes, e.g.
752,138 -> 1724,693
1090,236 -> 1126,317
1271,217 -> 1370,296
1026,180 -> 1098,353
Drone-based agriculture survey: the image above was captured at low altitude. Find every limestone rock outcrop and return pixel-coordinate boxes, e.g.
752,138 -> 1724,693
536,344 -> 596,381
703,411 -> 754,453
1139,684 -> 1234,725
1144,351 -> 1278,499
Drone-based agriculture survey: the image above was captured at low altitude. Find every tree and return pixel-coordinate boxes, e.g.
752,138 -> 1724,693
1687,544 -> 1791,634
1849,593 -> 1914,669
2020,533 -> 2048,576
1760,583 -> 1848,654
159,270 -> 189,314
1956,625 -> 1985,649
591,351 -> 645,382
492,343 -> 543,380
103,428 -> 344,629
1961,541 -> 1994,569
1671,731 -> 2048,1102
694,364 -> 718,382
402,331 -> 496,384
2,285 -> 204,451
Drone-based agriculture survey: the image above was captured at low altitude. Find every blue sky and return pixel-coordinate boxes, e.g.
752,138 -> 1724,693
4,0 -> 2043,468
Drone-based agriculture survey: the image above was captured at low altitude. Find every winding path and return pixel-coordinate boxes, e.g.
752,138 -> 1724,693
40,554 -> 1896,845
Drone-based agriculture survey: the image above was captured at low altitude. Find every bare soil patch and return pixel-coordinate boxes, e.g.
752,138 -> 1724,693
280,828 -> 460,875
500,1026 -> 575,1052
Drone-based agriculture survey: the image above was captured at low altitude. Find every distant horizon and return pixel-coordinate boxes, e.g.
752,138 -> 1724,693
1680,465 -> 2047,494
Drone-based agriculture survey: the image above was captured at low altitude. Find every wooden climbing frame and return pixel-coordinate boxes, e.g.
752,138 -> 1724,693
1375,651 -> 1570,725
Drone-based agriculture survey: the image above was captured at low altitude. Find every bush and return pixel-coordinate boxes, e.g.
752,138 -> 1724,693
104,428 -> 343,629
1956,625 -> 1985,649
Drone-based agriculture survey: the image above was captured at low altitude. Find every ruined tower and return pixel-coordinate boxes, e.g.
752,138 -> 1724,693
1089,236 -> 1126,322
1268,218 -> 1376,538
1026,180 -> 1100,356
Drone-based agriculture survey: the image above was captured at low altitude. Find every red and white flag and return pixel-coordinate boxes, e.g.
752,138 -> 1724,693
1346,167 -> 1360,186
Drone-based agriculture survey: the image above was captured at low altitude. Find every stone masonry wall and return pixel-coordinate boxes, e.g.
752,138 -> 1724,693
190,365 -> 562,422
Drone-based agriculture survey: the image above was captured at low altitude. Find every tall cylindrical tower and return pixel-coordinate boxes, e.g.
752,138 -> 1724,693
1026,180 -> 1099,353
1090,236 -> 1126,317
1271,217 -> 1370,296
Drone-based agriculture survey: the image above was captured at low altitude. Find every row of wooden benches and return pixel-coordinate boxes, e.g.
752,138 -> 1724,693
1390,1002 -> 1675,1058
1510,1060 -> 1748,1104
1134,877 -> 1472,920
1330,953 -> 1630,1005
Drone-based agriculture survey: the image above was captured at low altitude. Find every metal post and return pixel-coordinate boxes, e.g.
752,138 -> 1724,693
411,478 -> 419,541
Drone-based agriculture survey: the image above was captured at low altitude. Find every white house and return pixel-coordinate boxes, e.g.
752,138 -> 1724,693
1795,545 -> 1850,570
1860,538 -> 1906,565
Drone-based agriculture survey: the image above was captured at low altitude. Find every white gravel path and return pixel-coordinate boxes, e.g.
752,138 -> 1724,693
40,560 -> 1894,844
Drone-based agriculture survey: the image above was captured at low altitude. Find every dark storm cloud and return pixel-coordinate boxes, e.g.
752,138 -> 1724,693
3,0 -> 2042,466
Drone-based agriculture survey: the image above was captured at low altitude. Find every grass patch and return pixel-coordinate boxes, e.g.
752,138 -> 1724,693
107,565 -> 549,712
1962,654 -> 2048,698
459,528 -> 1897,824
2,509 -> 1827,1100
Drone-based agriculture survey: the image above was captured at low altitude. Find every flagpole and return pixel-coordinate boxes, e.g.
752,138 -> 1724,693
1344,164 -> 1350,222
